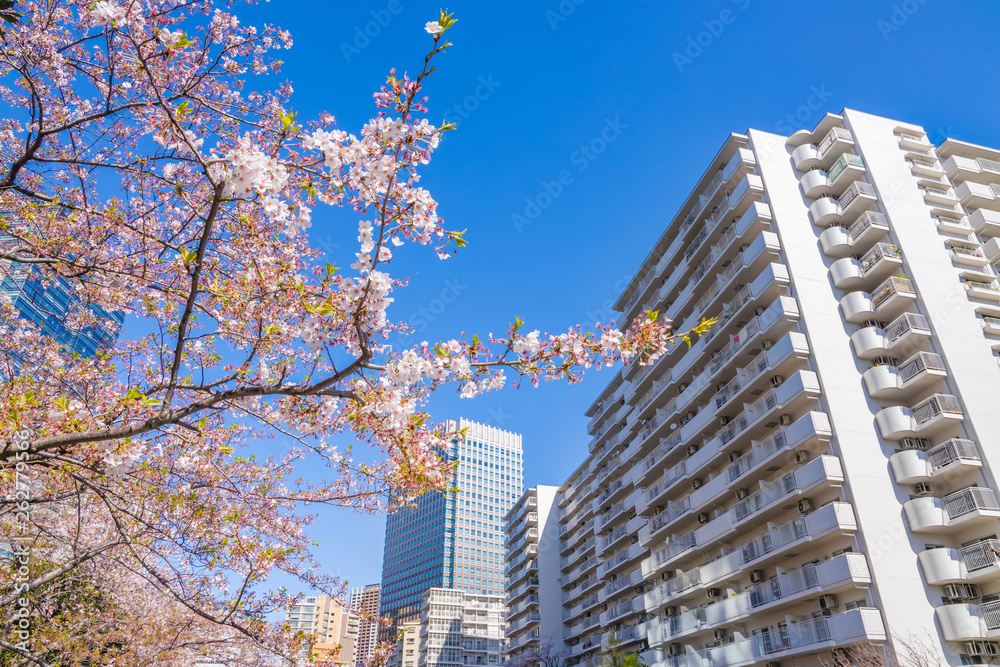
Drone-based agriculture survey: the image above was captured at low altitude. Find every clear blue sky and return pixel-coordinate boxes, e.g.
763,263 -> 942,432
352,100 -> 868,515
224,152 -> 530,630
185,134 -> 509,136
235,0 -> 1000,593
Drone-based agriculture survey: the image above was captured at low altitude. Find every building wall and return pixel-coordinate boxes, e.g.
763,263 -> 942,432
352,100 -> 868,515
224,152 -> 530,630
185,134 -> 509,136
351,583 -> 382,667
286,594 -> 358,664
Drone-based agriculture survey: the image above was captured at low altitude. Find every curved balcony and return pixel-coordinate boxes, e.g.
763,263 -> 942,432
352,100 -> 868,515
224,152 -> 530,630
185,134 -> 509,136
890,438 -> 982,485
809,182 -> 878,227
904,487 -> 1000,533
851,312 -> 932,360
861,351 -> 947,400
919,540 -> 1000,585
800,168 -> 829,198
936,603 -> 999,642
841,291 -> 876,324
786,129 -> 813,148
792,143 -> 821,172
840,277 -> 917,324
819,225 -> 854,257
876,393 -> 963,440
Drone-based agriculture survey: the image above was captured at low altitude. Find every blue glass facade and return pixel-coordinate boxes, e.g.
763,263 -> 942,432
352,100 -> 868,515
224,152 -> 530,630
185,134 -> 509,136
380,419 -> 523,629
1,262 -> 123,357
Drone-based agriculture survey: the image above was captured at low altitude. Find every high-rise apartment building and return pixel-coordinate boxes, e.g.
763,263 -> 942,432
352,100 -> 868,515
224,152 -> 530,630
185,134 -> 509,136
380,419 -> 523,637
285,594 -> 358,664
503,486 -> 565,661
351,583 -> 382,667
509,109 -> 1000,667
0,258 -> 123,357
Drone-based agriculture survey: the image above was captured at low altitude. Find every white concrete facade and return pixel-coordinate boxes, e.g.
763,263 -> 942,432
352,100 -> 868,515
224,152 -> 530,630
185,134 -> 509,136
516,110 -> 1000,667
503,485 -> 565,660
415,588 -> 505,667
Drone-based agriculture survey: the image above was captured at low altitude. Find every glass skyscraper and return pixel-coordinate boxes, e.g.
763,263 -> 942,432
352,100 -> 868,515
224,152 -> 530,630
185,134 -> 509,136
1,259 -> 123,357
379,418 -> 523,634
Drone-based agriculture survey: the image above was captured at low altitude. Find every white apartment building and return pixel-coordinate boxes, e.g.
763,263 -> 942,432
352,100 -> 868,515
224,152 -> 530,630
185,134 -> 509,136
504,486 -> 565,661
525,109 -> 1000,667
414,588 -> 506,667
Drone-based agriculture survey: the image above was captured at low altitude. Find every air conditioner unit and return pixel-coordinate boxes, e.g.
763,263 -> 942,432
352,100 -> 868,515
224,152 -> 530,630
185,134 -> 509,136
665,606 -> 677,617
661,570 -> 674,581
769,375 -> 784,387
914,482 -> 933,496
750,570 -> 765,584
678,383 -> 688,393
946,583 -> 981,600
965,641 -> 1000,656
692,478 -> 703,490
761,339 -> 773,350
634,586 -> 644,595
794,451 -> 809,464
602,603 -> 608,611
779,414 -> 793,426
729,450 -> 742,463
668,643 -> 682,657
707,588 -> 721,598
630,536 -> 639,544
720,416 -> 731,426
736,488 -> 750,500
687,444 -> 699,456
713,629 -> 727,641
798,499 -> 814,514
698,512 -> 710,524
818,594 -> 838,610
900,437 -> 928,450
754,306 -> 766,316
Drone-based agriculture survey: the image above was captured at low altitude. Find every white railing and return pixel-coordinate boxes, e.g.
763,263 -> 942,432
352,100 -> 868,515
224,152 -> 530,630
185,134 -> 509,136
943,487 -> 1000,518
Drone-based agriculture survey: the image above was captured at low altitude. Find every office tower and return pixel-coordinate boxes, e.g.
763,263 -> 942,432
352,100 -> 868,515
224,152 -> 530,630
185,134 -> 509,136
380,419 -> 523,638
0,258 -> 124,357
351,583 -> 382,667
512,109 -> 1000,667
503,486 -> 565,662
285,594 -> 358,664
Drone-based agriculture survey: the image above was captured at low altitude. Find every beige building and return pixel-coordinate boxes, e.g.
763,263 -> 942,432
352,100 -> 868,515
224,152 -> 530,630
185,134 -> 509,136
286,594 -> 359,664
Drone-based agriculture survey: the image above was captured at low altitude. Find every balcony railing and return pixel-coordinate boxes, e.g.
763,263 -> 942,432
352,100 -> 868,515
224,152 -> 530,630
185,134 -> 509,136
847,210 -> 888,242
827,153 -> 864,183
817,127 -> 853,155
872,276 -> 915,308
926,438 -> 979,469
911,393 -> 962,425
884,311 -> 929,344
859,242 -> 900,275
961,539 -> 1000,572
727,425 -> 792,483
837,181 -> 876,209
896,351 -> 945,383
943,487 -> 1000,518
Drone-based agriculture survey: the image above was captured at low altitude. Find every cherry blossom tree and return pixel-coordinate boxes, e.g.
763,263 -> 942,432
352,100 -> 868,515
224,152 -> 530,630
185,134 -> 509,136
0,2 -> 711,664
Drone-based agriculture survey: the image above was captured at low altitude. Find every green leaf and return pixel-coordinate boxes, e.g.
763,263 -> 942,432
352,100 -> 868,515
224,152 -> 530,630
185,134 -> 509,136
179,247 -> 197,267
175,100 -> 190,117
279,109 -> 298,131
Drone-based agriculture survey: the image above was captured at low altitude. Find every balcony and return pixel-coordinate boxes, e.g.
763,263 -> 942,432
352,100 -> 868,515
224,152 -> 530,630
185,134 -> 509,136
840,276 -> 916,324
922,185 -> 960,206
819,210 -> 890,258
904,486 -> 1000,533
944,154 -> 1000,184
647,553 -> 871,646
876,393 -> 964,440
898,133 -> 933,151
861,351 -> 947,400
937,601 -> 1000,642
889,438 -> 982,485
830,242 -> 902,290
640,533 -> 698,578
809,181 -> 877,227
936,213 -> 975,235
799,154 -> 865,199
793,128 -> 855,172
958,181 -> 1000,212
650,608 -> 885,667
965,278 -> 1000,302
971,208 -> 1000,238
919,539 -> 1000,586
851,312 -> 932,360
950,242 -> 991,268
909,156 -> 945,178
